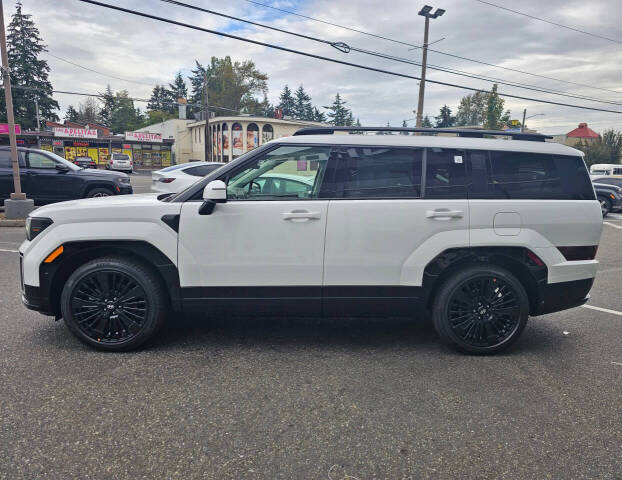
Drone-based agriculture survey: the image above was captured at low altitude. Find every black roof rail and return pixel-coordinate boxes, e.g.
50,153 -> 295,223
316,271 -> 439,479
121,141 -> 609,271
293,126 -> 553,142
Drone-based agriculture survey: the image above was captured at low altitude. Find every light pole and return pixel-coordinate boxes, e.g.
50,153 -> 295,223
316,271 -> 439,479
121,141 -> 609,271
521,109 -> 544,132
415,5 -> 445,128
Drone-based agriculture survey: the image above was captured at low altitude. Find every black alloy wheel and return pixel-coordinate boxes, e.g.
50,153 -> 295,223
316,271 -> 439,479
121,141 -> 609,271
61,257 -> 167,351
70,270 -> 148,345
432,265 -> 529,354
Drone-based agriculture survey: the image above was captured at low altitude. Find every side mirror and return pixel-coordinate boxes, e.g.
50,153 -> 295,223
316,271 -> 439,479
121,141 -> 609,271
55,164 -> 70,172
202,180 -> 227,201
199,180 -> 227,215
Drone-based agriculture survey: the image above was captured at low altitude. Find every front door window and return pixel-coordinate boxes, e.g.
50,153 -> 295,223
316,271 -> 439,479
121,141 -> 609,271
226,146 -> 331,200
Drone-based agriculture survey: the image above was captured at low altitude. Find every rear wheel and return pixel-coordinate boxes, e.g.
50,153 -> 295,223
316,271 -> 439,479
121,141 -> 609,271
86,187 -> 113,198
60,256 -> 167,351
432,264 -> 529,354
598,195 -> 611,217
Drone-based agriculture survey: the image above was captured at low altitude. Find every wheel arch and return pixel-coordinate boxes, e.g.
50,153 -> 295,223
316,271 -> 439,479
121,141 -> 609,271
422,247 -> 548,316
83,183 -> 117,197
40,240 -> 181,316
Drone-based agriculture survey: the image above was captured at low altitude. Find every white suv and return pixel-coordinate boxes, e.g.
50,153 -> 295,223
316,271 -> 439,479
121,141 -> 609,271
19,127 -> 602,354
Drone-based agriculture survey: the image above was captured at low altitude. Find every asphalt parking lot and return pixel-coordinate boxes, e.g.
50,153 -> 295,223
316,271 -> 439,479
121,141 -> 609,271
1,211 -> 621,479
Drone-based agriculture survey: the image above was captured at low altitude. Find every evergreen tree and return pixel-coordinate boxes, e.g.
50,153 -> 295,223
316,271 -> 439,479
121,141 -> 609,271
0,1 -> 59,128
98,85 -> 116,127
422,116 -> 433,128
259,94 -> 274,118
324,93 -> 352,126
293,85 -> 312,120
277,85 -> 296,117
109,90 -> 143,133
168,72 -> 188,100
313,107 -> 326,123
435,105 -> 455,128
64,105 -> 80,122
147,85 -> 169,112
484,84 -> 510,130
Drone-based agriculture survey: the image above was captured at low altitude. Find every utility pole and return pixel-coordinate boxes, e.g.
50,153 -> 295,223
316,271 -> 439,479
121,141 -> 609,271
34,98 -> 41,147
203,71 -> 211,162
521,108 -> 527,133
0,0 -> 32,218
415,5 -> 445,128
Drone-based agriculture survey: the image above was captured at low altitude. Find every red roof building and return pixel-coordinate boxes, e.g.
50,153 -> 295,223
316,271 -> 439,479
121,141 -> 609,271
566,123 -> 600,139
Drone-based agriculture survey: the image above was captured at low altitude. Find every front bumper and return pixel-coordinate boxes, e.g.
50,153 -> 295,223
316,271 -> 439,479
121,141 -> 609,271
118,185 -> 133,195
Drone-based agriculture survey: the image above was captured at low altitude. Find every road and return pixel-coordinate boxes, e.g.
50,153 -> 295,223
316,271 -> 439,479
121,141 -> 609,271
1,212 -> 621,479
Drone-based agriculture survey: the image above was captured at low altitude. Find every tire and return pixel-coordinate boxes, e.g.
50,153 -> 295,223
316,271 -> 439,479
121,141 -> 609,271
432,264 -> 529,355
86,187 -> 114,198
60,256 -> 168,351
598,196 -> 611,217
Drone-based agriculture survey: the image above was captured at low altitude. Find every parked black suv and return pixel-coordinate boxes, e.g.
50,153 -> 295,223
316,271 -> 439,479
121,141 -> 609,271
0,147 -> 132,205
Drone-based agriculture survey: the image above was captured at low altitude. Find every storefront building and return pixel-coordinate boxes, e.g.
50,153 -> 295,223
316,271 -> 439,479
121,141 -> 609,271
0,124 -> 174,169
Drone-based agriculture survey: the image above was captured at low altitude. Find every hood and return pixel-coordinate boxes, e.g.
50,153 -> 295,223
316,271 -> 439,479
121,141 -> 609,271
75,168 -> 128,179
30,193 -> 171,221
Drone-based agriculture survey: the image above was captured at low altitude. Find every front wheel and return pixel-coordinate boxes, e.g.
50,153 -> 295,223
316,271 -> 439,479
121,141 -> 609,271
86,187 -> 114,198
432,265 -> 529,354
60,256 -> 168,351
598,196 -> 611,217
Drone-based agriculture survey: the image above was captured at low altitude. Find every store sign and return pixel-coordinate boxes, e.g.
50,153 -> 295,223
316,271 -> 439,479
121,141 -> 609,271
53,140 -> 63,146
73,141 -> 89,147
54,127 -> 98,139
125,131 -> 162,143
0,123 -> 21,134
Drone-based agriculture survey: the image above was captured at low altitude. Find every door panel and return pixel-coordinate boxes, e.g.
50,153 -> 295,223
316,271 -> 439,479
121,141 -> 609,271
25,152 -> 78,203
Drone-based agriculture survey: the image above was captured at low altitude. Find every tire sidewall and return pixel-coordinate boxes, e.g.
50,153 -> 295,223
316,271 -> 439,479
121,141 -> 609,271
61,258 -> 164,351
86,188 -> 113,198
599,196 -> 611,217
433,265 -> 529,355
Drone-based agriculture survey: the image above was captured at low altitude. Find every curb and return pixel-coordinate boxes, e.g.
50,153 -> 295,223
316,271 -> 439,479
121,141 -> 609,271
0,219 -> 25,227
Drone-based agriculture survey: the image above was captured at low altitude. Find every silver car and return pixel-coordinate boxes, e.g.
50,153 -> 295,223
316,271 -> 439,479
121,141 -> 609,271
106,153 -> 133,173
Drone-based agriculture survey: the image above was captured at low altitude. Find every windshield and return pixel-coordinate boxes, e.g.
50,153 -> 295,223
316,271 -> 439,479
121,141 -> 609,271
113,154 -> 130,160
44,151 -> 82,171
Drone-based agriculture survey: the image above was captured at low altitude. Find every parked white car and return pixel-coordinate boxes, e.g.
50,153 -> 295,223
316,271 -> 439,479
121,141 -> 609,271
20,127 -> 602,354
106,153 -> 133,173
151,162 -> 225,194
590,163 -> 622,176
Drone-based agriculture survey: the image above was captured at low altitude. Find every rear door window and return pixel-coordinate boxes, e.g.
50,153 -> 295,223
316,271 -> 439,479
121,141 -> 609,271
0,150 -> 24,168
424,148 -> 468,199
335,147 -> 422,198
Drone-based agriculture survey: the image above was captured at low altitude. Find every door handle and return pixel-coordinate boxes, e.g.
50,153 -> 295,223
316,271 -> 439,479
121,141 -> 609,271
282,210 -> 321,221
426,209 -> 464,220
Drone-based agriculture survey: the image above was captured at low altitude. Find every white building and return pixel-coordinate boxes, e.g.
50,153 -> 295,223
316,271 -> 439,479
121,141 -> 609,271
187,116 -> 325,163
134,119 -> 194,164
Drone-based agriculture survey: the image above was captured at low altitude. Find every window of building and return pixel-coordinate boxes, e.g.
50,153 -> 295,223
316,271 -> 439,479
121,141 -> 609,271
262,124 -> 274,144
336,147 -> 423,199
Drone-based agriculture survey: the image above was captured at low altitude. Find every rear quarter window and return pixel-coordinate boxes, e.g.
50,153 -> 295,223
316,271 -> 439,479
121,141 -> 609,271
470,151 -> 594,200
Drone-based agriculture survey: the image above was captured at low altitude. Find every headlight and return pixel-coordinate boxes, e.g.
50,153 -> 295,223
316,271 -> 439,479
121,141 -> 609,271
117,176 -> 131,184
25,217 -> 53,241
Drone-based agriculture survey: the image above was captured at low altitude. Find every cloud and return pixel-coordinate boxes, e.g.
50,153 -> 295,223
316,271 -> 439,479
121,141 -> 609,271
11,0 -> 622,134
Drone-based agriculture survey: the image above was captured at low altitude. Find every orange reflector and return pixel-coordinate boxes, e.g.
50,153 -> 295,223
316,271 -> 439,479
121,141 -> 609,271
44,245 -> 64,263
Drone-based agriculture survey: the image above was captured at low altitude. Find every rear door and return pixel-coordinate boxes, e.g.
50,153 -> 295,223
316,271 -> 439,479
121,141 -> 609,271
322,146 -> 470,315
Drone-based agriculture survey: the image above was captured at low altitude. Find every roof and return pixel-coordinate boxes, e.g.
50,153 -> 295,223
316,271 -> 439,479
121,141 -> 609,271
567,123 -> 599,139
187,116 -> 326,128
271,133 -> 584,156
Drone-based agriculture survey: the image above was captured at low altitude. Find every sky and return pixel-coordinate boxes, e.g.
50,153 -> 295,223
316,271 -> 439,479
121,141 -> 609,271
6,0 -> 622,135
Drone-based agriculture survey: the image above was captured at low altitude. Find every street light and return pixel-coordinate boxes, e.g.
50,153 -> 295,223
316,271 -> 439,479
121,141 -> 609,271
521,110 -> 545,132
415,5 -> 445,128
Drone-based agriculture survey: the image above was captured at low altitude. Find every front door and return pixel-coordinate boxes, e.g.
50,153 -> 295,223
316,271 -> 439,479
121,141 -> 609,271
178,145 -> 333,315
323,146 -> 470,315
24,151 -> 79,203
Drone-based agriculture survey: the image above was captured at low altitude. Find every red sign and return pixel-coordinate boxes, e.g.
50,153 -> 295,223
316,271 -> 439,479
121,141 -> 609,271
274,108 -> 283,119
123,144 -> 131,149
0,123 -> 22,134
73,142 -> 89,147
125,131 -> 162,143
54,127 -> 98,139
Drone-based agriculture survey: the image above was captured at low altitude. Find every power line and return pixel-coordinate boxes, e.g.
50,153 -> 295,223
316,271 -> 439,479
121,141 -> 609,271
239,0 -> 622,97
45,52 -> 155,86
74,0 -> 622,115
163,0 -> 622,107
474,0 -> 622,45
10,84 -> 242,113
